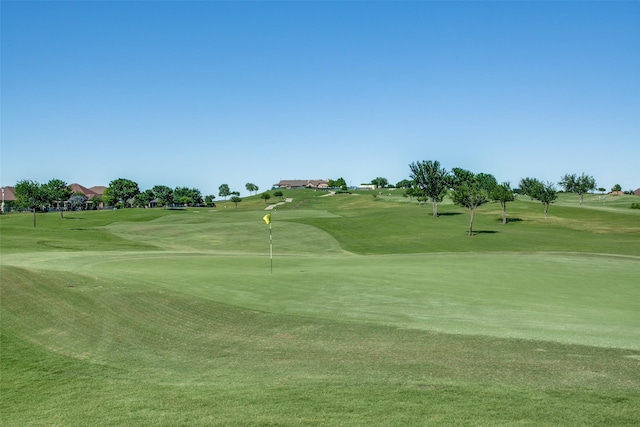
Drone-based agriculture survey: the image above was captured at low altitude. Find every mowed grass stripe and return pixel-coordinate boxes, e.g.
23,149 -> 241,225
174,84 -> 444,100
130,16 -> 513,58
5,249 -> 638,350
2,265 -> 639,426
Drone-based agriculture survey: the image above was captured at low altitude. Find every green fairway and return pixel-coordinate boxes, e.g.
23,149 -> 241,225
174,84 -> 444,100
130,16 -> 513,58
2,192 -> 639,425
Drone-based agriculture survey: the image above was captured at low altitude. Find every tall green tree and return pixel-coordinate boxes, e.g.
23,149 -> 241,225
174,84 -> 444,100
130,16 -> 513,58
559,173 -> 596,206
135,189 -> 155,208
526,179 -> 557,219
218,184 -> 231,200
328,177 -> 347,190
245,183 -> 259,195
14,179 -> 46,228
260,192 -> 272,204
204,195 -> 216,207
409,160 -> 450,217
491,182 -> 515,224
152,185 -> 173,207
451,168 -> 492,236
396,179 -> 413,189
371,177 -> 388,189
104,178 -> 140,208
173,187 -> 203,207
43,178 -> 72,218
518,177 -> 539,199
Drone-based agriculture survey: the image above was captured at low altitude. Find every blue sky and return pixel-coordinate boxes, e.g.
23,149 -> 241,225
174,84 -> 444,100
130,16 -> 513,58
2,1 -> 639,196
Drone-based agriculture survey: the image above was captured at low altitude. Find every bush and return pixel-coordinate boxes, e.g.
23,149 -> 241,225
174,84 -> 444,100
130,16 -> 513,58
631,202 -> 640,209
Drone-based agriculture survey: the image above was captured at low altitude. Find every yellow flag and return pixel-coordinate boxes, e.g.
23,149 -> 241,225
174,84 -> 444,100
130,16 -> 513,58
262,213 -> 271,225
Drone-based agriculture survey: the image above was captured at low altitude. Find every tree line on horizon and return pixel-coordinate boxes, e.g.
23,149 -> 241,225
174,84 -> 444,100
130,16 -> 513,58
5,178 -> 265,226
4,167 -> 631,232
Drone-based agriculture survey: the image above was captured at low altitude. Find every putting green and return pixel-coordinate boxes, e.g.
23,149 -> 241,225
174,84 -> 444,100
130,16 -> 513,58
4,250 -> 637,350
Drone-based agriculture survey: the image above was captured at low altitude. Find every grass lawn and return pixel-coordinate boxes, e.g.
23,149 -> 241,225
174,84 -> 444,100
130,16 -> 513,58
1,191 -> 639,425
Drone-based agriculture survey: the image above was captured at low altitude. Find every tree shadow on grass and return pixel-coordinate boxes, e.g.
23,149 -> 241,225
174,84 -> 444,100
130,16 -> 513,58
437,212 -> 463,217
494,217 -> 524,224
472,230 -> 499,235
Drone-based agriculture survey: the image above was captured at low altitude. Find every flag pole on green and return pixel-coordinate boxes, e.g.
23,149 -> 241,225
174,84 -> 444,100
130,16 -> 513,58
263,213 -> 272,273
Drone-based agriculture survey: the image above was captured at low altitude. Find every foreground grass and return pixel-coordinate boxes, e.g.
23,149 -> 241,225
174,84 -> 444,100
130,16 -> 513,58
2,266 -> 639,426
1,193 -> 639,425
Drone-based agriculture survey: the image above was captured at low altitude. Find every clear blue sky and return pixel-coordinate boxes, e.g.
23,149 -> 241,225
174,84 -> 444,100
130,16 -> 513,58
2,1 -> 639,196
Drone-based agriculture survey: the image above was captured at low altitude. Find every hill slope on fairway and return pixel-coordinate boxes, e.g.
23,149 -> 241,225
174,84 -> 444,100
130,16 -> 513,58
1,192 -> 639,425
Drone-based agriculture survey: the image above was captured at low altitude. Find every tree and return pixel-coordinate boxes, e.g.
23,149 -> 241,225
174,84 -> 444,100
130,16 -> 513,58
518,177 -> 539,199
491,182 -> 515,224
261,192 -> 272,204
89,195 -> 103,210
371,177 -> 388,189
43,178 -> 72,218
245,183 -> 259,195
451,168 -> 492,236
396,179 -> 412,189
559,173 -> 596,206
329,177 -> 347,190
218,184 -> 231,200
104,178 -> 139,208
230,195 -> 242,208
204,195 -> 216,207
67,194 -> 88,211
528,180 -> 557,219
14,179 -> 46,228
135,189 -> 155,208
153,185 -> 173,207
611,184 -> 622,193
409,160 -> 450,217
273,190 -> 284,199
174,187 -> 203,207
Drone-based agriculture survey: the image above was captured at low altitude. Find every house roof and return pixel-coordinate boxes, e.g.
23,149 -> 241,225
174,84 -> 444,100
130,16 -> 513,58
275,179 -> 328,188
89,186 -> 106,196
1,186 -> 16,201
70,183 -> 101,198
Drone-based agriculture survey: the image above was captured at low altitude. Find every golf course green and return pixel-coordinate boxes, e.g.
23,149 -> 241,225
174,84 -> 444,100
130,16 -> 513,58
1,190 -> 639,425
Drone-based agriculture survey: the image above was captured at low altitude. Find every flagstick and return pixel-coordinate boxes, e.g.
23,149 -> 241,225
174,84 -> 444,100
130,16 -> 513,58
269,221 -> 273,273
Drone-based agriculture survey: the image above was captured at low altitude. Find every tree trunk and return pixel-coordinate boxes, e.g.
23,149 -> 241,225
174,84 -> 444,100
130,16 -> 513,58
501,202 -> 507,224
579,194 -> 584,206
468,207 -> 475,236
432,200 -> 438,217
33,208 -> 37,228
543,203 -> 549,219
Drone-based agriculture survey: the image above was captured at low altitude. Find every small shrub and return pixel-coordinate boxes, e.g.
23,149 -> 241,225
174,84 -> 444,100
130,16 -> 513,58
631,202 -> 640,210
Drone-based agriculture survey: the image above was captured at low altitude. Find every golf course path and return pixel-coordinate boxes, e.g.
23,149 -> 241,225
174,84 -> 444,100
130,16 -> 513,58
265,198 -> 293,210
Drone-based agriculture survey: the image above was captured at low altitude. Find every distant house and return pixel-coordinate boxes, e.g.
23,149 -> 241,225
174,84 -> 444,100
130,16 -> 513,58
69,183 -> 106,208
634,188 -> 640,196
274,179 -> 329,190
1,186 -> 15,213
89,186 -> 106,197
1,186 -> 16,202
358,184 -> 377,190
70,183 -> 99,198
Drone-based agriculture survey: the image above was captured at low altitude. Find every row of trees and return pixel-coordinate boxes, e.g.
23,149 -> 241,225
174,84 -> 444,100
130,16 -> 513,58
407,160 -> 599,235
10,178 -> 258,227
102,179 -> 251,208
